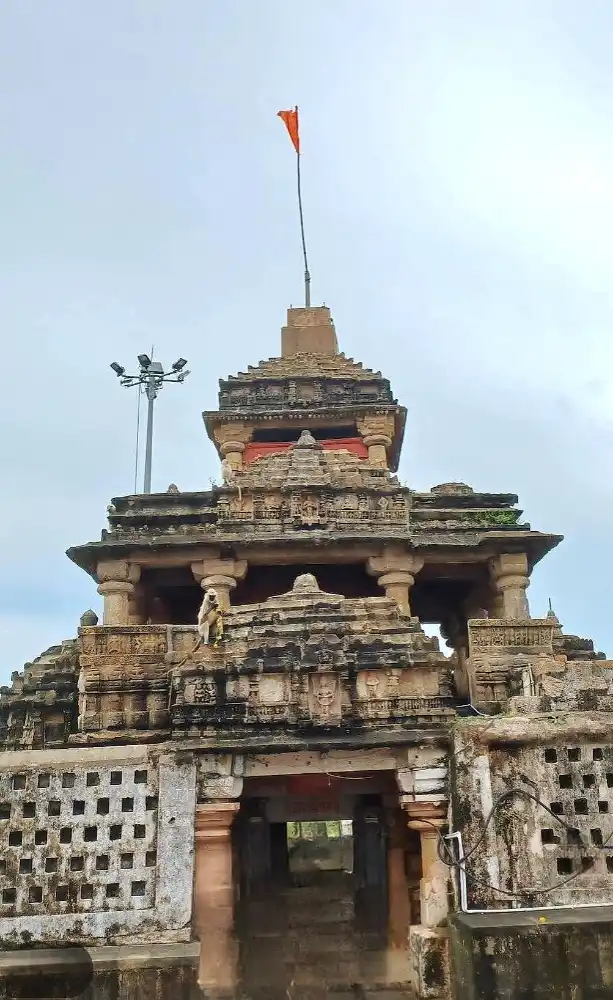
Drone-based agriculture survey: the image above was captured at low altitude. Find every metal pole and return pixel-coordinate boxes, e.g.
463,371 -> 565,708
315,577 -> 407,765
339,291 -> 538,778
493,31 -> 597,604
143,376 -> 156,494
296,144 -> 311,308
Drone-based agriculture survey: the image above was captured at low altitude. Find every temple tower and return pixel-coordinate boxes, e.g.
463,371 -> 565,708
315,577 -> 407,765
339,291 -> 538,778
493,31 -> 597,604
1,303 -> 611,1000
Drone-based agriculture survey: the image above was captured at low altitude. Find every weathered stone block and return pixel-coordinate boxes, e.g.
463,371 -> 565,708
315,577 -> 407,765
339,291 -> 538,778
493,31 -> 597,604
409,925 -> 450,998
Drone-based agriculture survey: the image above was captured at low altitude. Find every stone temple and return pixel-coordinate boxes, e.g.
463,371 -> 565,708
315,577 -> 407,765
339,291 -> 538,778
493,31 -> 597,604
1,305 -> 613,1000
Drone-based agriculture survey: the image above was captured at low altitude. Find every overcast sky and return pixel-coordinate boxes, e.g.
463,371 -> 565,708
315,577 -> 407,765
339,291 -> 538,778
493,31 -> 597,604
1,1 -> 613,683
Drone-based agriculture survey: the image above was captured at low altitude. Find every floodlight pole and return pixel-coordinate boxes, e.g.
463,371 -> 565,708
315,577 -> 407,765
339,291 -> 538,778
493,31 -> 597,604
143,372 -> 157,495
109,354 -> 190,495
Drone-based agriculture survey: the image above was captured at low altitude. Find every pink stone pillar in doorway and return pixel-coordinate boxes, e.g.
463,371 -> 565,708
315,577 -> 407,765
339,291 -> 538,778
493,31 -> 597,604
193,801 -> 240,994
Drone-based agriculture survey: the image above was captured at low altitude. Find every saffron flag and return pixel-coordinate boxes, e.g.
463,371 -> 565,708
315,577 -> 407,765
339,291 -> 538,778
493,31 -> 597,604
277,107 -> 300,154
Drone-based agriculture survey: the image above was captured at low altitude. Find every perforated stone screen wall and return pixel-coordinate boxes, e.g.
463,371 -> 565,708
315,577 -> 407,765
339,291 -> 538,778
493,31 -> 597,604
455,735 -> 613,909
0,745 -> 195,946
531,742 -> 613,897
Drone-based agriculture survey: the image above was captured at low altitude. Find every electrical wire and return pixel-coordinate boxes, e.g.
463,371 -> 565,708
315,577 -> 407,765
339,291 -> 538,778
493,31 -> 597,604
431,786 -> 613,899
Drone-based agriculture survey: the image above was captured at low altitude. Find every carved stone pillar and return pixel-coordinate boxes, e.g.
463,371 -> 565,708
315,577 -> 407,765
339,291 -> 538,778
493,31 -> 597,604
191,558 -> 247,610
402,802 -> 448,928
489,553 -> 530,620
194,801 -> 240,994
212,422 -> 253,472
96,560 -> 140,625
367,549 -> 424,616
357,415 -> 395,469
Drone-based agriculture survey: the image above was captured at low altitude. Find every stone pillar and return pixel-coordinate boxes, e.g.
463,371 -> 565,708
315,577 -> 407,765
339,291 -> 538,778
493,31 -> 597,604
367,549 -> 424,616
212,422 -> 253,472
219,439 -> 246,472
441,615 -> 470,700
363,433 -> 392,468
191,558 -> 247,611
194,801 -> 240,995
96,560 -> 140,625
385,802 -> 412,948
402,802 -> 448,928
127,583 -> 146,625
489,553 -> 530,620
357,415 -> 395,469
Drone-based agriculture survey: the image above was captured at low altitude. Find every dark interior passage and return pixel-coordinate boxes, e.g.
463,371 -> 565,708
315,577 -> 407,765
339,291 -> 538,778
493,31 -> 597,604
234,563 -> 379,605
235,779 -> 413,997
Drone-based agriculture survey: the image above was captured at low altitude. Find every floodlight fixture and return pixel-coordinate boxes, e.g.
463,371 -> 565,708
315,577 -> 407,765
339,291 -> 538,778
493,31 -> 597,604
109,350 -> 191,495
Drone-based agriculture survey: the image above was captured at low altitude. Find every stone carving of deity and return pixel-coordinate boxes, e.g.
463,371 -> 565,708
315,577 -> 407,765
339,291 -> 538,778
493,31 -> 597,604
193,675 -> 216,704
310,673 -> 340,721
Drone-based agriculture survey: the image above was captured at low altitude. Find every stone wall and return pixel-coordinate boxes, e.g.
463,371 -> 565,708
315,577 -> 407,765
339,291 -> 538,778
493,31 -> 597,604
452,717 -> 613,909
450,906 -> 613,1000
0,745 -> 195,947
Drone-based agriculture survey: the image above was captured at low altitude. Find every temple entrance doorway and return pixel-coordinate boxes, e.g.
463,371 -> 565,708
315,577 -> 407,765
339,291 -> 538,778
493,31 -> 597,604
235,771 -> 416,998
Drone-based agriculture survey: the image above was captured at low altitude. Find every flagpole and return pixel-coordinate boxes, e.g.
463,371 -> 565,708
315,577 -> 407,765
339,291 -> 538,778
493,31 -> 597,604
295,106 -> 311,307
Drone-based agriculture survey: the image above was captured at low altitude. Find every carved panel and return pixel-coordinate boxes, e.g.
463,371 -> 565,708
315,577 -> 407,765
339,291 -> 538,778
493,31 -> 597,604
218,379 -> 394,412
219,490 -> 409,527
308,673 -> 342,723
468,620 -> 555,653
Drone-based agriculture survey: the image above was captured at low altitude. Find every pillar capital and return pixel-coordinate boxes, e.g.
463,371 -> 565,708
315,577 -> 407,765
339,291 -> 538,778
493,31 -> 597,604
191,558 -> 247,583
191,558 -> 247,610
357,414 -> 395,468
96,580 -> 133,596
96,559 -> 141,585
362,432 -> 393,449
367,549 -> 424,578
195,801 -> 240,840
367,549 -> 423,615
212,421 -> 253,448
401,800 -> 448,833
219,440 -> 246,458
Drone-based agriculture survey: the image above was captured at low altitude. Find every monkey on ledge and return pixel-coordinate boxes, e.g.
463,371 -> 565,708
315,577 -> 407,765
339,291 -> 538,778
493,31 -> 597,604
196,587 -> 224,648
170,587 -> 224,675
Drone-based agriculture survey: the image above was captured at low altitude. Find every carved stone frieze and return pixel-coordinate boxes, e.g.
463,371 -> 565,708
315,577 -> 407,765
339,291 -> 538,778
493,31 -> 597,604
217,486 -> 410,527
468,619 -> 555,652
